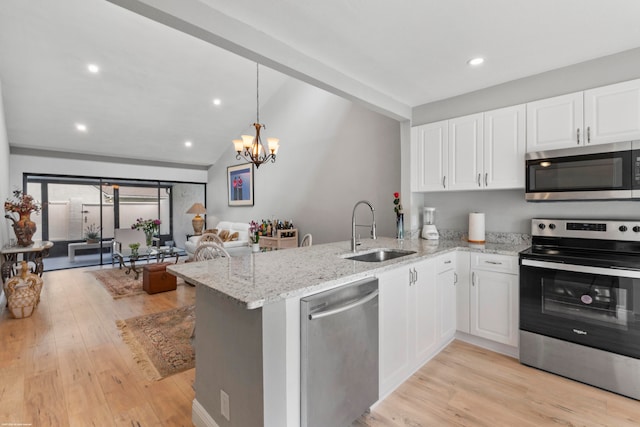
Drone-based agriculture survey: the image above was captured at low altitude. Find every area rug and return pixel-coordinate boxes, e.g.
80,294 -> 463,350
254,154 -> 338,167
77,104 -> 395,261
88,266 -> 185,299
116,304 -> 195,381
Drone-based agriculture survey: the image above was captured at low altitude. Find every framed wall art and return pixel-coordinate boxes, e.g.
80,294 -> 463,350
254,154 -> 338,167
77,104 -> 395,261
227,163 -> 254,206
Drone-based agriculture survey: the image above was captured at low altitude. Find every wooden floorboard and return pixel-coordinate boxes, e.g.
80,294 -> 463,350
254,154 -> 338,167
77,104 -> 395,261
1,266 -> 639,426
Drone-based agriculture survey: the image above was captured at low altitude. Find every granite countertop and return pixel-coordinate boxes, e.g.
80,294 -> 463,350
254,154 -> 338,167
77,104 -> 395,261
168,235 -> 530,310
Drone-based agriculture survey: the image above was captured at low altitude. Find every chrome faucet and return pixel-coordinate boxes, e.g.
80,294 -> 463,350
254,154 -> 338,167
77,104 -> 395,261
351,200 -> 377,252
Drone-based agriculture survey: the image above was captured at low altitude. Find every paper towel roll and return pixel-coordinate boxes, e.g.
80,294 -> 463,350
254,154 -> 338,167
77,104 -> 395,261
468,212 -> 485,243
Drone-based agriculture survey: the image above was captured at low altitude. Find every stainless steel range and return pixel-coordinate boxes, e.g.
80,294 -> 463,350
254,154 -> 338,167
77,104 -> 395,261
519,219 -> 640,399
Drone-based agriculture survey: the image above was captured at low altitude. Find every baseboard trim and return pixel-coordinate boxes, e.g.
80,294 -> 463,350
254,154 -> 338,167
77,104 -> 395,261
455,331 -> 519,358
192,399 -> 220,427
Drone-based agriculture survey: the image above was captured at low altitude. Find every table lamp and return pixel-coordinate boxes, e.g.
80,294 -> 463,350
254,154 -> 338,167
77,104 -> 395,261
186,203 -> 207,235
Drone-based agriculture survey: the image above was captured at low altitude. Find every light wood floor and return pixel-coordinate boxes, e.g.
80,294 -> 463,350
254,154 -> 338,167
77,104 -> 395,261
1,267 -> 639,427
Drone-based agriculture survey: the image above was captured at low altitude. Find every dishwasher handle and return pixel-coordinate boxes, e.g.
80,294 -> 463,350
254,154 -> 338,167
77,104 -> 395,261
309,289 -> 379,320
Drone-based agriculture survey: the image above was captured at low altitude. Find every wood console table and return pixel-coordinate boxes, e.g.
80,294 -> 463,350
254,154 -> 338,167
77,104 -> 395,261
259,229 -> 298,250
1,240 -> 54,284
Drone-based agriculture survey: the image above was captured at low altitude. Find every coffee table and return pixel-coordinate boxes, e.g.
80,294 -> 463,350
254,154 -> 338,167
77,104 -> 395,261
113,246 -> 180,280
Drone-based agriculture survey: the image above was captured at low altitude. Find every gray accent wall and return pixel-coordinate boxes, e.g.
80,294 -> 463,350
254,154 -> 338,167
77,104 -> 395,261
207,78 -> 402,244
411,47 -> 640,236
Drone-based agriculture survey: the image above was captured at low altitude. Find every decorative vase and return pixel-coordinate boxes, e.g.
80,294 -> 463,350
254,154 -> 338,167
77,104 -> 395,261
145,231 -> 153,247
5,213 -> 37,246
252,243 -> 260,253
396,213 -> 404,240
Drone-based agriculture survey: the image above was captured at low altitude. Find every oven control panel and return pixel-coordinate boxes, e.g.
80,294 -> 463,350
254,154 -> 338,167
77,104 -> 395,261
532,219 -> 640,241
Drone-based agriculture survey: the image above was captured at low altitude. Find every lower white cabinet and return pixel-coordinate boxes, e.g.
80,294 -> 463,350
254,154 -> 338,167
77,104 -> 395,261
436,252 -> 457,342
468,253 -> 519,347
378,257 -> 437,397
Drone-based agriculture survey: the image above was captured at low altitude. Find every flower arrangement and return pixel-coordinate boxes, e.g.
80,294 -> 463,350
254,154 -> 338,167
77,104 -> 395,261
131,218 -> 161,234
128,242 -> 140,256
393,192 -> 403,217
4,190 -> 41,217
249,220 -> 260,244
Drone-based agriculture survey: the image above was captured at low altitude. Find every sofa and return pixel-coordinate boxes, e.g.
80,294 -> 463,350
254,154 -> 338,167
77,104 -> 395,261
184,221 -> 250,258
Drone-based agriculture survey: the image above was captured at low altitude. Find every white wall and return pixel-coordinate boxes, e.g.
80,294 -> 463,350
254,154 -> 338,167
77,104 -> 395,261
0,80 -> 10,248
411,48 -> 640,235
207,79 -> 401,244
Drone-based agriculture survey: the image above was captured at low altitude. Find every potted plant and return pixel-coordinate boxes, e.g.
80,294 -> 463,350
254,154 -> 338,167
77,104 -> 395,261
128,242 -> 141,257
84,223 -> 101,243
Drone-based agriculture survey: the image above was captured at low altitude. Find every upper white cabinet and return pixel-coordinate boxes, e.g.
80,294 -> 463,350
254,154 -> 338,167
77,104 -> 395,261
527,78 -> 640,152
411,121 -> 448,192
448,113 -> 484,191
411,105 -> 525,192
483,105 -> 526,189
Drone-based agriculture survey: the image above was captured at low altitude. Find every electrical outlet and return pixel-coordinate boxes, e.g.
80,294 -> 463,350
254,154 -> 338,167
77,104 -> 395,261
220,390 -> 230,421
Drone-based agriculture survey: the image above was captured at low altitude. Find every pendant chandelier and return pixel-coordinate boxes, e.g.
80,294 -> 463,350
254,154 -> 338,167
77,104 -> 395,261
232,63 -> 280,168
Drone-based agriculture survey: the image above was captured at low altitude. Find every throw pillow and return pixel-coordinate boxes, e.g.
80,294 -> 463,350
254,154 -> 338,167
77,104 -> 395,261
218,230 -> 230,241
229,232 -> 239,241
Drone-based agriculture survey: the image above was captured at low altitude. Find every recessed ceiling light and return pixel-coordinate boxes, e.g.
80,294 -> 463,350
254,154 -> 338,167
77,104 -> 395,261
185,141 -> 193,147
467,57 -> 485,66
75,123 -> 87,132
212,98 -> 221,106
87,64 -> 100,73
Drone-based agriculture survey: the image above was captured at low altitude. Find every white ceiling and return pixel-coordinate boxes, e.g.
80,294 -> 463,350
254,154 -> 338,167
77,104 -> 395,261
2,0 -> 640,167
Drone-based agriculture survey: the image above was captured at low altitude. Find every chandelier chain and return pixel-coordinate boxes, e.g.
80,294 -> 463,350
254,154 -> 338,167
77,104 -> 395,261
256,63 -> 260,124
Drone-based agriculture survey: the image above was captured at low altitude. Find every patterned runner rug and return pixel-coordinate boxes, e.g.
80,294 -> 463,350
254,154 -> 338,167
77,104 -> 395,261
88,266 -> 185,299
116,304 -> 195,381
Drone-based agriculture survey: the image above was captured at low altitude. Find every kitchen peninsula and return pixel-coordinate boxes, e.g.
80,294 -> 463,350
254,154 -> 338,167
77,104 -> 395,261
168,236 -> 529,427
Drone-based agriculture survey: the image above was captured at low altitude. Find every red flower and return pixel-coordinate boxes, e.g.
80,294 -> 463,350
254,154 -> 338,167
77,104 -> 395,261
393,192 -> 399,198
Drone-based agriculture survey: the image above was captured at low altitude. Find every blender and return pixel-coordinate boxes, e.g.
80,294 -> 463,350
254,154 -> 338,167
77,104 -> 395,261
421,207 -> 439,240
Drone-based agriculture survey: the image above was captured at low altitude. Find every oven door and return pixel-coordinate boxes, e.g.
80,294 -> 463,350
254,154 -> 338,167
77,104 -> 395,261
520,258 -> 640,359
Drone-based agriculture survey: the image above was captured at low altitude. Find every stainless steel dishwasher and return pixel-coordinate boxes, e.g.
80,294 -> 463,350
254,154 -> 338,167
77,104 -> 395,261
300,277 -> 379,427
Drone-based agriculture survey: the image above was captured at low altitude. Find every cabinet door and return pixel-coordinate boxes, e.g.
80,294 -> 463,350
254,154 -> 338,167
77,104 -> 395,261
484,104 -> 526,189
456,251 -> 470,334
437,268 -> 456,342
470,270 -> 519,347
413,259 -> 437,364
526,92 -> 583,152
584,79 -> 640,146
411,121 -> 448,191
377,267 -> 412,396
448,113 -> 484,190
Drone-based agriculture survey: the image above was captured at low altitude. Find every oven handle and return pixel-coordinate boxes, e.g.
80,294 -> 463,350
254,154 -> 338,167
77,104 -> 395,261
521,258 -> 640,279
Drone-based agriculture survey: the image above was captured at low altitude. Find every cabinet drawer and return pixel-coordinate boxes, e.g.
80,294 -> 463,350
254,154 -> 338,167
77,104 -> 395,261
436,252 -> 456,273
471,253 -> 517,275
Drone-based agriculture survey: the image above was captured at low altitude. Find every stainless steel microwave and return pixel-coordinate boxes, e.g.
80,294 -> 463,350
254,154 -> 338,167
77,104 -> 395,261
525,141 -> 640,201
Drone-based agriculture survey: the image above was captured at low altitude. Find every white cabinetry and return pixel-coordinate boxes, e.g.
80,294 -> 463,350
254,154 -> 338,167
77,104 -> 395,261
411,121 -> 448,192
469,253 -> 519,347
436,252 -> 457,342
411,105 -> 525,192
527,78 -> 640,152
448,113 -> 484,190
378,258 -> 436,397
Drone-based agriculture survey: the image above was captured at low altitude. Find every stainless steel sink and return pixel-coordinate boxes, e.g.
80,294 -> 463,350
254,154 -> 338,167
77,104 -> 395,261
345,249 -> 416,262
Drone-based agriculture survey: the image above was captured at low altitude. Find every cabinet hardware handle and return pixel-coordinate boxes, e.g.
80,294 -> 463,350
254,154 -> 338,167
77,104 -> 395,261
454,272 -> 458,284
477,173 -> 481,187
409,269 -> 414,286
485,260 -> 503,265
577,128 -> 580,144
484,172 -> 488,187
442,176 -> 446,188
471,272 -> 475,286
587,126 -> 591,143
444,260 -> 452,264
413,268 -> 418,283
